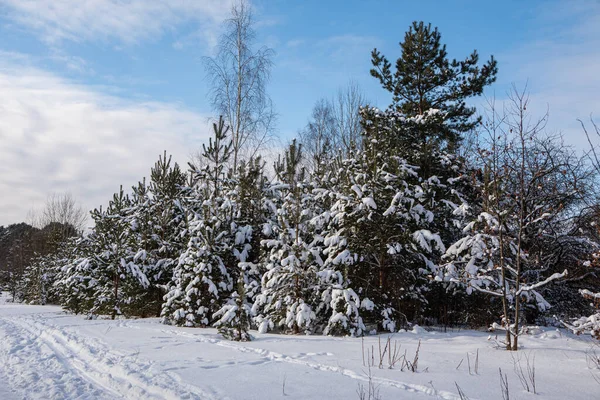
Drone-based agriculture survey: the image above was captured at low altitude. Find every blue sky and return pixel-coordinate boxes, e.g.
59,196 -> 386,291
0,0 -> 599,225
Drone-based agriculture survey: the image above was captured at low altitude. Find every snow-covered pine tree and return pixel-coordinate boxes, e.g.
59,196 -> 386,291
328,108 -> 417,332
21,253 -> 52,305
48,238 -> 80,305
212,157 -> 270,340
21,238 -> 71,305
253,140 -> 323,334
314,199 -> 365,337
234,157 -> 269,304
161,117 -> 234,327
320,107 -> 469,332
366,22 -> 496,328
370,21 -> 497,154
148,153 -> 188,305
316,247 -> 365,336
55,236 -> 98,315
127,153 -> 187,317
19,221 -> 81,305
88,187 -> 150,319
214,277 -> 253,341
302,143 -> 366,336
126,177 -> 157,316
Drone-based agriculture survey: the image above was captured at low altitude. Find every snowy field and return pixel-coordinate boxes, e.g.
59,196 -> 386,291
0,293 -> 598,400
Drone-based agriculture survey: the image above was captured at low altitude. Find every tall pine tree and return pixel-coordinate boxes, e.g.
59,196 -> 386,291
370,21 -> 497,155
162,117 -> 234,326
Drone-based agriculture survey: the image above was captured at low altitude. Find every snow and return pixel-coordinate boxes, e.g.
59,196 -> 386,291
581,289 -> 600,299
1,292 -> 599,399
0,377 -> 18,400
362,196 -> 377,210
413,230 -> 445,253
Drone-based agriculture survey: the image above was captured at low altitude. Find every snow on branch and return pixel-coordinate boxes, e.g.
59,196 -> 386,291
580,289 -> 600,299
516,270 -> 567,296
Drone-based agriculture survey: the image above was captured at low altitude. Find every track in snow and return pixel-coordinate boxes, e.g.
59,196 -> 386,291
0,306 -> 468,400
123,321 -> 466,400
0,314 -> 221,400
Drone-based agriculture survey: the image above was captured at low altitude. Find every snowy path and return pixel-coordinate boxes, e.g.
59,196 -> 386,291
0,311 -> 459,399
0,298 -> 598,399
0,313 -> 220,399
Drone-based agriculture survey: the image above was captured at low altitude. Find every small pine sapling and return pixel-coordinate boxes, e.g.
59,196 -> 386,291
214,278 -> 253,341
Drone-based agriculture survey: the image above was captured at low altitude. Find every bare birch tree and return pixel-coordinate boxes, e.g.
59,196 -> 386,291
204,0 -> 276,171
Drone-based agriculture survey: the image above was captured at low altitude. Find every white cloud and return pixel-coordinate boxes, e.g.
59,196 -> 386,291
0,59 -> 212,226
49,51 -> 94,75
0,0 -> 234,46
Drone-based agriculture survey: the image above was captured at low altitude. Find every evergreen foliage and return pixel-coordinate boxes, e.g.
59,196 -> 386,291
253,140 -> 323,334
8,21 -> 600,348
129,153 -> 187,316
55,237 -> 97,315
370,21 -> 497,152
161,117 -> 235,326
89,187 -> 150,318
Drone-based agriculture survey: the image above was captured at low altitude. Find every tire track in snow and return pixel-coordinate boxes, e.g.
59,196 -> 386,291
2,315 -> 222,400
127,323 -> 467,400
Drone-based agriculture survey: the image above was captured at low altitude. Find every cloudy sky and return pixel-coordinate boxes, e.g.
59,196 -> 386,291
0,0 -> 599,226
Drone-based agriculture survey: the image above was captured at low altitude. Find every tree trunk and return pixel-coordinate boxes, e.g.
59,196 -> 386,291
112,265 -> 119,320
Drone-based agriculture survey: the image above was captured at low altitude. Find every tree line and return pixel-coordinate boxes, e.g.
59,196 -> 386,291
2,4 -> 599,349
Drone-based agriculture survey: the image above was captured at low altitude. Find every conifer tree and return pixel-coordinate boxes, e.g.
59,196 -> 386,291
162,117 -> 234,326
89,187 -> 149,318
323,107 -> 468,331
368,22 -> 492,327
128,153 -> 187,316
127,178 -> 155,316
21,235 -> 75,306
253,140 -> 323,334
55,237 -> 97,315
234,157 -> 269,304
370,21 -> 497,153
302,150 -> 366,336
212,157 -> 270,340
21,254 -> 52,305
214,278 -> 253,341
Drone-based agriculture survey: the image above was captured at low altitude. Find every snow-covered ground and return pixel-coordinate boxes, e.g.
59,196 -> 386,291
0,292 -> 598,399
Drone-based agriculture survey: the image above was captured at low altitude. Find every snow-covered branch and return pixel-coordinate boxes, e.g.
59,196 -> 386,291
516,270 -> 567,296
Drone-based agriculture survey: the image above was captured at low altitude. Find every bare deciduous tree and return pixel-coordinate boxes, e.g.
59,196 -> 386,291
563,117 -> 600,338
581,117 -> 600,176
442,86 -> 591,350
298,81 -> 367,174
332,80 -> 366,154
28,192 -> 87,236
204,0 -> 276,171
298,98 -> 336,174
